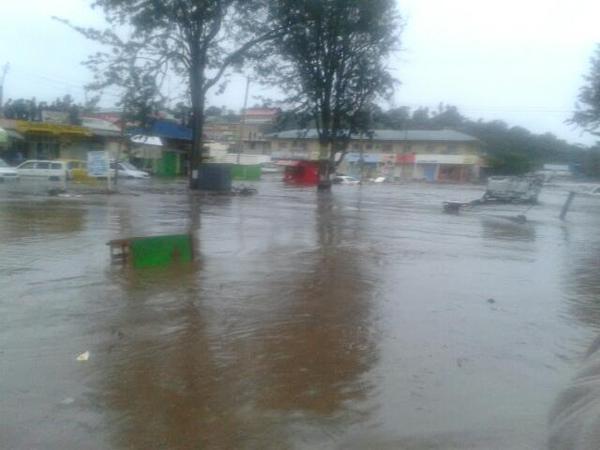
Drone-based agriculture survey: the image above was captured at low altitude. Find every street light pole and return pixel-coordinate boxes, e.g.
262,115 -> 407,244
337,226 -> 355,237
237,77 -> 250,165
0,63 -> 10,118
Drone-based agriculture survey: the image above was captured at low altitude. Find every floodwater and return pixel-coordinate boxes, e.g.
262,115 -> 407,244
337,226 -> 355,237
2,178 -> 600,449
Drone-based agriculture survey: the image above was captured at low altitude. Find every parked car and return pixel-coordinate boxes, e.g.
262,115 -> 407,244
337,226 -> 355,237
109,161 -> 150,179
16,160 -> 68,181
0,158 -> 19,181
333,175 -> 361,185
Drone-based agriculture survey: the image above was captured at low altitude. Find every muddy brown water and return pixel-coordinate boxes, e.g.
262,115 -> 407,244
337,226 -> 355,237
2,179 -> 600,449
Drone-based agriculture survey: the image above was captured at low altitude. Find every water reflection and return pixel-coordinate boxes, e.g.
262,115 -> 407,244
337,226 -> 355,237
95,193 -> 377,449
480,215 -> 536,242
0,200 -> 86,237
254,195 -> 376,419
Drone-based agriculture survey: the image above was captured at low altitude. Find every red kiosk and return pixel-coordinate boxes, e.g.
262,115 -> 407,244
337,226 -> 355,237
279,160 -> 320,186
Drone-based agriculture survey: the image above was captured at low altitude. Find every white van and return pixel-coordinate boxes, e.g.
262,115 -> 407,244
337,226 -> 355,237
0,158 -> 19,181
16,160 -> 68,181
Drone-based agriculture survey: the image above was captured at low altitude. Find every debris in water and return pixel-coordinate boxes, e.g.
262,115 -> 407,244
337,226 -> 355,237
76,351 -> 90,362
60,397 -> 75,405
107,234 -> 194,268
487,298 -> 496,304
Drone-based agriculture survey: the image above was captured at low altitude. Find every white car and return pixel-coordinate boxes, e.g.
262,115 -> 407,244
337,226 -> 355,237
110,161 -> 150,179
16,160 -> 68,181
333,175 -> 361,185
0,158 -> 19,181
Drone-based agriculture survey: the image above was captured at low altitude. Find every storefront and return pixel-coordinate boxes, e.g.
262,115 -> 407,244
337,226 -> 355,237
15,121 -> 92,161
343,152 -> 380,178
395,153 -> 416,180
414,154 -> 481,182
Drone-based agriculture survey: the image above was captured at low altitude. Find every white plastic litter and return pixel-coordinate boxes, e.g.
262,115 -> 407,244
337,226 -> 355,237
76,351 -> 90,362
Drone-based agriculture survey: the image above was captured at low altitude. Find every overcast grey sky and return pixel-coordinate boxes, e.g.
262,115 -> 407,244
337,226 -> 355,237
1,0 -> 599,145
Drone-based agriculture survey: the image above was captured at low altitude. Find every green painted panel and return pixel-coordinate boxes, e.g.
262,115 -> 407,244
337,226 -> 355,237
231,164 -> 261,181
130,234 -> 193,268
161,151 -> 177,177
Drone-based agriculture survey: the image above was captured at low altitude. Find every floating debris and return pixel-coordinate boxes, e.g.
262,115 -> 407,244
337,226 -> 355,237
108,234 -> 194,268
76,351 -> 90,362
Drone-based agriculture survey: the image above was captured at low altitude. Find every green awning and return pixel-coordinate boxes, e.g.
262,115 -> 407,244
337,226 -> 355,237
0,127 -> 7,145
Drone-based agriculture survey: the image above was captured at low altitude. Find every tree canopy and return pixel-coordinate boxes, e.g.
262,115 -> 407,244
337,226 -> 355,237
262,0 -> 402,187
60,0 -> 279,187
3,95 -> 96,125
570,43 -> 600,136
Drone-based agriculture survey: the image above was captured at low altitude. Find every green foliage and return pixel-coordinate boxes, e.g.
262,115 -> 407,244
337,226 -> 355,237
3,98 -> 37,121
262,0 -> 402,164
570,44 -> 600,135
3,95 -> 96,125
487,153 -> 533,176
59,0 -> 278,181
582,148 -> 600,177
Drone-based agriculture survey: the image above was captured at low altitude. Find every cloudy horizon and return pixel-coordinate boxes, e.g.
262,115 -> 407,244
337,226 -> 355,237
1,0 -> 599,145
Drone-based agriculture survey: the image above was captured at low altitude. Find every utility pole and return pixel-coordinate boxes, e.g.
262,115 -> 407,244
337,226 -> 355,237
237,77 -> 250,165
0,63 -> 10,118
113,105 -> 125,187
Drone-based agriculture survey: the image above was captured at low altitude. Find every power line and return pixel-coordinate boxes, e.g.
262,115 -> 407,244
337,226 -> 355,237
6,65 -> 123,100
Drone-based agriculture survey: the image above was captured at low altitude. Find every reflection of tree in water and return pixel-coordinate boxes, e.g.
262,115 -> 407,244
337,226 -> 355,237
96,197 -> 254,449
100,271 -> 236,449
97,194 -> 377,449
253,195 -> 377,419
0,201 -> 86,237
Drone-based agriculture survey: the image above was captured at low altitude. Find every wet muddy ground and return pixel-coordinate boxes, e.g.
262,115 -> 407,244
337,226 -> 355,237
2,178 -> 600,449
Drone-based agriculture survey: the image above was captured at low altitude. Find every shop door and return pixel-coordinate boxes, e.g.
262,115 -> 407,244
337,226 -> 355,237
422,164 -> 437,182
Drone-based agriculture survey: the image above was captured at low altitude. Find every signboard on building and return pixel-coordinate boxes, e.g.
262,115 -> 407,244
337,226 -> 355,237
397,153 -> 416,164
87,151 -> 110,177
415,154 -> 478,165
41,110 -> 69,125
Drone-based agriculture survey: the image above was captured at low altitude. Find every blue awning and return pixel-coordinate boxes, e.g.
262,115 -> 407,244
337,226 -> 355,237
129,120 -> 193,141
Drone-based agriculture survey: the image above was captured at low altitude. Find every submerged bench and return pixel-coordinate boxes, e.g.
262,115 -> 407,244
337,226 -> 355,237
108,234 -> 194,268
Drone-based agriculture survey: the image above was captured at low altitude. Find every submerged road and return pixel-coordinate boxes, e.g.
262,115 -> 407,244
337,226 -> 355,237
1,179 -> 600,449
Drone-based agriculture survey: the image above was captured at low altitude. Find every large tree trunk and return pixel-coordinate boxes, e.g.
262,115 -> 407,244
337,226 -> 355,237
189,58 -> 206,190
317,140 -> 332,192
189,101 -> 205,189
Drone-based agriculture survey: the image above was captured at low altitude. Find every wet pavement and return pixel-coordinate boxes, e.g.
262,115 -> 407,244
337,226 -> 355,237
2,178 -> 600,449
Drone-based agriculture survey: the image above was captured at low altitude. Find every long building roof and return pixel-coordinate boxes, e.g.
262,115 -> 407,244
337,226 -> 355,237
268,129 -> 479,142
